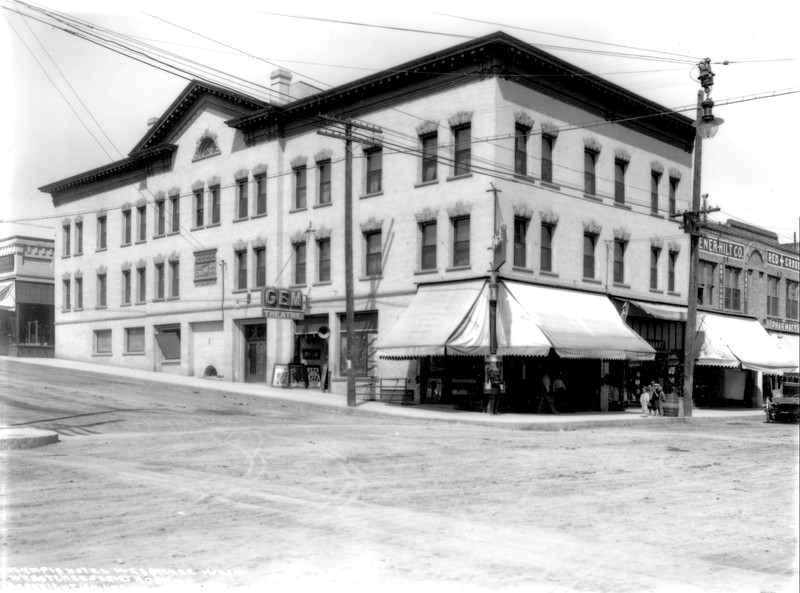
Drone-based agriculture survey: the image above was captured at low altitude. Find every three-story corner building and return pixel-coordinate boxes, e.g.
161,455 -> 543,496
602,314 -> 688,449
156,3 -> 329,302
41,32 -> 703,410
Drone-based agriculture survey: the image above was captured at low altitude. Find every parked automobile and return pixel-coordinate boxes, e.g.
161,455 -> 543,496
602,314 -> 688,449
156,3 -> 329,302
767,375 -> 799,424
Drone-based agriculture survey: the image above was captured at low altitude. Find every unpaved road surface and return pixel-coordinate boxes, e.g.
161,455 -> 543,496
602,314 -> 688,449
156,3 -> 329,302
1,359 -> 798,593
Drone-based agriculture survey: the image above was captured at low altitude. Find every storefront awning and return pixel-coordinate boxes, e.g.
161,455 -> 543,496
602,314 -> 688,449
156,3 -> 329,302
376,280 -> 488,359
629,300 -> 687,321
503,281 -> 655,360
768,332 -> 800,374
695,313 -> 797,373
0,280 -> 15,312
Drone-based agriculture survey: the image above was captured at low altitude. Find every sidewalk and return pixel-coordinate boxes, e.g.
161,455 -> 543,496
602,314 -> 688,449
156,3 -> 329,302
2,356 -> 766,437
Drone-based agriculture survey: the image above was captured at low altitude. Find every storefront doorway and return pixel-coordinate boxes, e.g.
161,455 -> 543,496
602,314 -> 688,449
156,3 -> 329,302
244,323 -> 267,383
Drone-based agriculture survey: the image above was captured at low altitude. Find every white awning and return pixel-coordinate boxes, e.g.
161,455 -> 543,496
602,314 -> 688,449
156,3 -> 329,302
695,313 -> 797,373
769,332 -> 800,374
0,280 -> 15,312
503,281 -> 656,360
629,300 -> 687,321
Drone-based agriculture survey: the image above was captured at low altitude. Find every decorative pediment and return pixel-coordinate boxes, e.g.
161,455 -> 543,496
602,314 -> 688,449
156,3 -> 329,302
360,217 -> 383,232
290,155 -> 308,169
650,238 -> 664,250
136,258 -> 147,269
73,269 -> 83,279
613,227 -> 631,242
668,241 -> 681,254
251,235 -> 267,248
290,230 -> 308,245
541,122 -> 560,139
514,111 -> 534,129
584,137 -> 602,154
668,168 -> 683,180
207,175 -> 221,188
448,111 -> 473,128
191,180 -> 205,191
314,226 -> 332,240
650,161 -> 664,174
232,240 -> 248,252
153,190 -> 166,202
314,149 -> 332,163
583,219 -> 602,235
614,148 -> 631,163
96,265 -> 107,274
252,163 -> 268,177
513,204 -> 534,220
234,168 -> 250,181
168,186 -> 180,198
416,120 -> 439,136
168,251 -> 180,262
121,261 -> 132,271
447,201 -> 472,219
414,207 -> 438,223
540,210 -> 559,225
153,254 -> 165,265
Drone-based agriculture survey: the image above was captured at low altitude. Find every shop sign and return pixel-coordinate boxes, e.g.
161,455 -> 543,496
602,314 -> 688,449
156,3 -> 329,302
763,318 -> 800,334
261,286 -> 305,320
766,250 -> 800,273
647,340 -> 666,351
699,236 -> 744,260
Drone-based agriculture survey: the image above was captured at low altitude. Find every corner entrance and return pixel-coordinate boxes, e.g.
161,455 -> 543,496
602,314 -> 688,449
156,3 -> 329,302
243,323 -> 267,383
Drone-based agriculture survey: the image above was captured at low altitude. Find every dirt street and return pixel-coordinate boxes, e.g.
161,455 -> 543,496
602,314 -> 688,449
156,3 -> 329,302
1,359 -> 798,593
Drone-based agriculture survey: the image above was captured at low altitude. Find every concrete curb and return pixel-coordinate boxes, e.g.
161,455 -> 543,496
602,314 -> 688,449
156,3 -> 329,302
0,427 -> 60,450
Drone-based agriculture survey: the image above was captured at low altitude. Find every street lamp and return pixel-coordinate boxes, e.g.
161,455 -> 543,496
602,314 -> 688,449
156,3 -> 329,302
682,58 -> 723,417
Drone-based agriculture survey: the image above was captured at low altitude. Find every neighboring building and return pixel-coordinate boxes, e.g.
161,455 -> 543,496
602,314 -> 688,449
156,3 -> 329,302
41,32 -> 701,410
691,219 -> 800,407
0,224 -> 56,357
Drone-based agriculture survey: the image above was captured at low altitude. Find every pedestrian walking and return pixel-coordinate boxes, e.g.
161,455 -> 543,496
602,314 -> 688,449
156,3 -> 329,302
553,373 -> 570,412
537,372 -> 558,414
640,383 -> 651,417
649,381 -> 664,416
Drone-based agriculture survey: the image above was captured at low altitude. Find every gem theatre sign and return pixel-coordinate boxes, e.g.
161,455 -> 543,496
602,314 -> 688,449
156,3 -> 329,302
261,287 -> 305,320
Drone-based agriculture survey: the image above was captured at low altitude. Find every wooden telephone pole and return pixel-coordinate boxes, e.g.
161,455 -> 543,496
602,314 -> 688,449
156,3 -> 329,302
317,116 -> 382,407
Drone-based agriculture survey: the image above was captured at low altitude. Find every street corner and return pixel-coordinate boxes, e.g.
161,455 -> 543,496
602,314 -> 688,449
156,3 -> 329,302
0,427 -> 60,450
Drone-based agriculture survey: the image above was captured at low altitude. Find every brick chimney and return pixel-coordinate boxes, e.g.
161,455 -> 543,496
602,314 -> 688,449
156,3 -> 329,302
270,69 -> 292,104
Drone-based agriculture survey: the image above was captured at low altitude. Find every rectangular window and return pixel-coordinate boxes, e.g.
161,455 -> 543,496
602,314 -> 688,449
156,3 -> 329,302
210,186 -> 220,224
541,224 -> 554,272
651,171 -> 662,214
74,222 -> 83,254
614,160 -> 626,204
453,217 -> 470,267
155,263 -> 165,300
194,190 -> 204,227
317,162 -> 331,205
787,281 -> 799,320
541,136 -> 554,183
137,267 -> 146,303
156,200 -> 166,236
136,207 -> 146,242
155,326 -> 181,361
122,270 -> 131,305
584,150 -> 596,195
338,311 -> 378,378
236,251 -> 248,290
295,167 -> 307,209
668,252 -> 678,292
613,240 -> 626,284
513,217 -> 528,268
125,327 -> 145,354
170,261 -> 180,298
515,125 -> 528,176
170,197 -> 180,233
366,149 -> 382,194
453,125 -> 471,176
254,247 -> 266,288
63,224 -> 71,256
62,278 -> 71,310
293,243 -> 306,285
650,248 -> 661,289
98,216 -> 107,250
767,276 -> 780,317
123,210 -> 132,244
583,233 -> 596,279
724,266 -> 741,310
669,177 -> 679,216
96,273 -> 107,307
420,222 -> 437,271
698,261 -> 715,305
75,277 -> 83,310
421,134 -> 437,182
317,239 -> 331,282
237,179 -> 248,219
365,231 -> 382,277
255,175 -> 267,215
94,329 -> 111,355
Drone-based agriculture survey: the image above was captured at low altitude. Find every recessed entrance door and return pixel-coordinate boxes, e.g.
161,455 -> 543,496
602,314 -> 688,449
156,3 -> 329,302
244,324 -> 267,383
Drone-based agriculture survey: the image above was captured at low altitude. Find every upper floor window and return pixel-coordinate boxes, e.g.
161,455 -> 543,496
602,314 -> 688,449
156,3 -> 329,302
122,270 -> 131,305
97,215 -> 107,250
452,217 -> 470,267
365,231 -> 382,277
541,223 -> 554,273
365,148 -> 382,194
193,190 -> 204,228
170,196 -> 180,233
153,263 -> 165,300
195,135 -> 219,159
787,280 -> 799,320
669,177 -> 679,216
236,179 -> 249,220
584,150 -> 597,195
514,125 -> 529,176
513,217 -> 528,268
668,252 -> 678,292
62,278 -> 71,310
453,125 -> 471,177
767,276 -> 780,317
420,222 -> 437,271
210,185 -> 221,225
613,239 -> 626,284
74,221 -> 83,255
155,200 -> 166,236
650,247 -> 661,290
137,266 -> 147,303
583,233 -> 596,279
170,261 -> 180,299
421,133 -> 437,183
136,207 -> 146,242
62,223 -> 71,256
651,171 -> 662,214
317,239 -> 331,283
236,250 -> 248,290
123,209 -> 132,245
96,273 -> 107,308
294,242 -> 307,285
724,266 -> 741,310
614,159 -> 627,204
255,174 -> 267,215
541,136 -> 554,183
75,277 -> 83,310
94,329 -> 111,355
254,247 -> 266,288
317,161 -> 331,205
698,260 -> 715,305
294,166 -> 307,210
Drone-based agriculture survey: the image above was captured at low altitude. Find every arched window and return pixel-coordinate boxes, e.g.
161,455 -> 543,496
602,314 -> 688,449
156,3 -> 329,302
194,131 -> 220,159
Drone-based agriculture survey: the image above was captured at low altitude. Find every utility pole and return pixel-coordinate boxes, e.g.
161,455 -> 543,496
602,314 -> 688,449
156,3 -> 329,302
677,58 -> 723,417
318,116 -> 382,407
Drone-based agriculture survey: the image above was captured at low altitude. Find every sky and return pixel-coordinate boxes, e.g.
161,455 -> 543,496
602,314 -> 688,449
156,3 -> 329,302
2,0 -> 799,243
